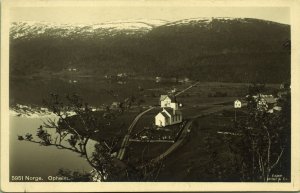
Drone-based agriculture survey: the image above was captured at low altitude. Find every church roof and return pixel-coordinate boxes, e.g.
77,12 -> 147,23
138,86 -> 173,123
160,112 -> 170,118
160,95 -> 177,102
160,95 -> 170,101
163,107 -> 181,115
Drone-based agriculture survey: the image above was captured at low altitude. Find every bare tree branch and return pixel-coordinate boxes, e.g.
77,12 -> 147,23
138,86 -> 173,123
270,148 -> 284,170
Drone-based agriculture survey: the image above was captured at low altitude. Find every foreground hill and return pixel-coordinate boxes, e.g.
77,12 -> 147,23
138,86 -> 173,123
10,17 -> 290,83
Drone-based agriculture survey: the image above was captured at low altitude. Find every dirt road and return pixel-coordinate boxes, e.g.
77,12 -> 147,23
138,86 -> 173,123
117,107 -> 155,160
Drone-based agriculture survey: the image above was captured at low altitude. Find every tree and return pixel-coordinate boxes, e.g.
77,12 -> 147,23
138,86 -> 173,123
227,86 -> 290,182
18,93 -> 162,181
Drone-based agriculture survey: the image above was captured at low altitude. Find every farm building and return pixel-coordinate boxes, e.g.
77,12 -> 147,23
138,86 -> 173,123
156,95 -> 182,127
156,77 -> 162,83
251,94 -> 281,113
234,99 -> 242,108
110,102 -> 121,109
160,95 -> 178,109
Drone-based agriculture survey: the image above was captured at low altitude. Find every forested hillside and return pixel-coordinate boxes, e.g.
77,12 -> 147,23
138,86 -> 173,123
10,18 -> 290,83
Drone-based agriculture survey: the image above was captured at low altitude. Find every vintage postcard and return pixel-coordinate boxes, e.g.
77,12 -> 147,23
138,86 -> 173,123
1,0 -> 300,192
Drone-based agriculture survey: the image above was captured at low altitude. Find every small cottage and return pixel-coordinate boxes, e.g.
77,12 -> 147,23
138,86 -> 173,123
234,99 -> 242,108
156,77 -> 162,83
110,102 -> 121,109
160,95 -> 172,107
160,95 -> 178,109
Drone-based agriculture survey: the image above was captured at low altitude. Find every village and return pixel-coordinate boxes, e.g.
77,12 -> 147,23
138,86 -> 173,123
117,81 -> 287,152
9,71 -> 290,182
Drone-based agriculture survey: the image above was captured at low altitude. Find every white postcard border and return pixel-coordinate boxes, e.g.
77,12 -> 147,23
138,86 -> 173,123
1,0 -> 300,192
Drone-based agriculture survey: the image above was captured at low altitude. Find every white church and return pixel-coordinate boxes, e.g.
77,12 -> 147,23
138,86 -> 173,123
155,95 -> 183,127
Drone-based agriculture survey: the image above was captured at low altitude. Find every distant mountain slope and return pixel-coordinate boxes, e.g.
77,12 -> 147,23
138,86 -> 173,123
9,18 -> 290,83
10,19 -> 168,39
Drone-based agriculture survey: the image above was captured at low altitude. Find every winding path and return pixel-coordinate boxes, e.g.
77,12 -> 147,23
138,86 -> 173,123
117,80 -> 238,162
149,120 -> 193,164
175,81 -> 200,97
117,107 -> 155,160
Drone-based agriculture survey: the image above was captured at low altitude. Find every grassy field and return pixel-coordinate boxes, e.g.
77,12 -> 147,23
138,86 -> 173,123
127,142 -> 172,165
142,81 -> 279,109
157,108 -> 247,182
124,81 -> 265,171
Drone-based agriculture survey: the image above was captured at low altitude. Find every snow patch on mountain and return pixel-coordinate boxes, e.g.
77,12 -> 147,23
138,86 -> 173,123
10,19 -> 169,39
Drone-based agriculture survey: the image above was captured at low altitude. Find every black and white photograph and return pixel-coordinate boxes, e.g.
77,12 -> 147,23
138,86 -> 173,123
1,0 -> 300,192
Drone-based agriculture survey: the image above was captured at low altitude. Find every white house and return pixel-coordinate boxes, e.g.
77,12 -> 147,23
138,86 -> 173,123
156,77 -> 162,83
156,95 -> 182,127
160,95 -> 172,107
234,99 -> 242,108
160,95 -> 179,109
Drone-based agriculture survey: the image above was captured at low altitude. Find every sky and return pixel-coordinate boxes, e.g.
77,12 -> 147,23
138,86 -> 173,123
10,6 -> 290,25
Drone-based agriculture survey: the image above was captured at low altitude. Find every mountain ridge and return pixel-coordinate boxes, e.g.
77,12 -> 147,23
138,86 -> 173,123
9,17 -> 290,83
10,19 -> 169,39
